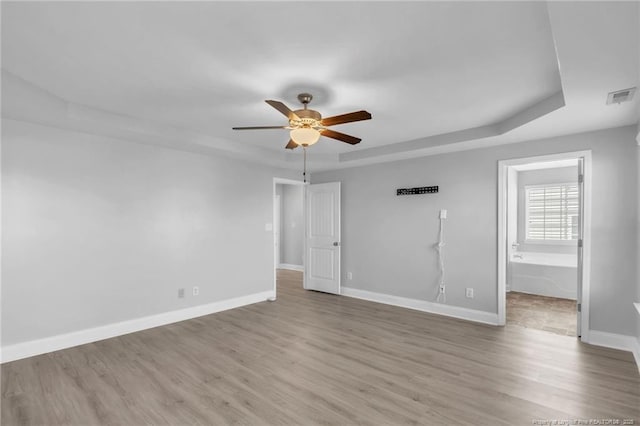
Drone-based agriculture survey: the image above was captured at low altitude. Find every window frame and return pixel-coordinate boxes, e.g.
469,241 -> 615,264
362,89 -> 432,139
524,182 -> 579,246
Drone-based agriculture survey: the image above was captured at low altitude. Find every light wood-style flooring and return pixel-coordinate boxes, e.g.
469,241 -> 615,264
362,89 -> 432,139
2,269 -> 639,425
507,291 -> 577,336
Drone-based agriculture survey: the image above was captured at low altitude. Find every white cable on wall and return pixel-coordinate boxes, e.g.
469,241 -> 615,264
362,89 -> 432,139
436,210 -> 446,303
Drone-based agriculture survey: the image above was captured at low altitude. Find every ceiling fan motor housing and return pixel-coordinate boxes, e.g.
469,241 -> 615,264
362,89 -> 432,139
291,109 -> 322,128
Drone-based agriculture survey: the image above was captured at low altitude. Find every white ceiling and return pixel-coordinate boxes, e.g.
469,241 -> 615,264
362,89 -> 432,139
1,1 -> 638,170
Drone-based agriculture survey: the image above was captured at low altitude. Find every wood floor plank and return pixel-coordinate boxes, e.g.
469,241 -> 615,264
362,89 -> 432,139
2,269 -> 639,425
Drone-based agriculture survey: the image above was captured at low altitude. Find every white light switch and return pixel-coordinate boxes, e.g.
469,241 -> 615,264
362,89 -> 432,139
265,223 -> 273,232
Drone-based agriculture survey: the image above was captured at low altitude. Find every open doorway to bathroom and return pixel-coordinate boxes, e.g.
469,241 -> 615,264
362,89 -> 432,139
498,151 -> 592,341
273,178 -> 306,298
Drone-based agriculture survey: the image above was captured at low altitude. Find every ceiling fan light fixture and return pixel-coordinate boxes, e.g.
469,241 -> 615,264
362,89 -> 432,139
232,93 -> 371,149
290,127 -> 320,146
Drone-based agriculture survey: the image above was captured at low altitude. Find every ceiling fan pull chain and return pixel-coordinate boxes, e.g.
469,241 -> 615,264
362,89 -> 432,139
303,146 -> 307,183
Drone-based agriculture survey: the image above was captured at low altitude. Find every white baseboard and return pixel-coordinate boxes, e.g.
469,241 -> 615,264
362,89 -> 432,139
278,263 -> 304,272
1,290 -> 274,364
587,330 -> 637,351
341,287 -> 499,326
586,330 -> 640,373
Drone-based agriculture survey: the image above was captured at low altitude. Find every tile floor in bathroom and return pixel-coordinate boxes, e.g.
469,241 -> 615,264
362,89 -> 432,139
507,291 -> 577,337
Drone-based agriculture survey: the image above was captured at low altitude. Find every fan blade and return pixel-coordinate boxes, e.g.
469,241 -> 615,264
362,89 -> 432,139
321,129 -> 361,145
285,139 -> 298,150
321,110 -> 372,127
232,126 -> 287,130
265,100 -> 300,121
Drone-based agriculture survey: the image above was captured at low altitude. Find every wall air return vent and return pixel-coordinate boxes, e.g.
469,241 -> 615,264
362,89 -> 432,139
606,87 -> 636,105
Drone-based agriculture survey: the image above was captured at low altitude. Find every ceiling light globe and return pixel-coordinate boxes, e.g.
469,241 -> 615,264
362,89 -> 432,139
290,128 -> 320,147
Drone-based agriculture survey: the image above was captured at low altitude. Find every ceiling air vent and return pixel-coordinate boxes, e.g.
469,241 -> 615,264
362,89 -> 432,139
606,87 -> 636,105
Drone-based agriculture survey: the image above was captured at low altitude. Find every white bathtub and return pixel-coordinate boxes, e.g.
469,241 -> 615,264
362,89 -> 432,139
509,252 -> 577,300
510,252 -> 577,268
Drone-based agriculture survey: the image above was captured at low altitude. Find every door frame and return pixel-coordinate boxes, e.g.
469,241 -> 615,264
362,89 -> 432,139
274,194 -> 281,267
273,177 -> 307,299
497,150 -> 592,342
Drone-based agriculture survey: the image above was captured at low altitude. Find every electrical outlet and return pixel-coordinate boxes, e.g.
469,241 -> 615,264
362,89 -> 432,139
347,272 -> 353,280
440,209 -> 447,219
465,288 -> 474,298
193,286 -> 199,296
178,288 -> 185,298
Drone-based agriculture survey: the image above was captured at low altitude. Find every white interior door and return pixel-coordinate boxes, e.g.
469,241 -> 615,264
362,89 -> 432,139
304,182 -> 341,294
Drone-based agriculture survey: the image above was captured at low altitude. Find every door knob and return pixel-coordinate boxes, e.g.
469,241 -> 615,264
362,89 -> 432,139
333,242 -> 340,247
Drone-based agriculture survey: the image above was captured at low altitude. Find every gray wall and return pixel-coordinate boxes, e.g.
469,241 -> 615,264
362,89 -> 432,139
2,119 -> 294,346
517,166 -> 578,255
280,184 -> 303,266
313,126 -> 638,336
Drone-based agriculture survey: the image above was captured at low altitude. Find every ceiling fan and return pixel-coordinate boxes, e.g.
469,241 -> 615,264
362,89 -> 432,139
232,93 -> 372,149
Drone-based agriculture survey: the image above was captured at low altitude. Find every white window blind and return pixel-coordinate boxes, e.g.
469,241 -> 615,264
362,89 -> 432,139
526,183 -> 579,241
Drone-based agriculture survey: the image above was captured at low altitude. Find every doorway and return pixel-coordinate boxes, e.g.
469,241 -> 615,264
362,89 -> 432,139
498,151 -> 592,341
272,178 -> 342,298
273,178 -> 306,298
